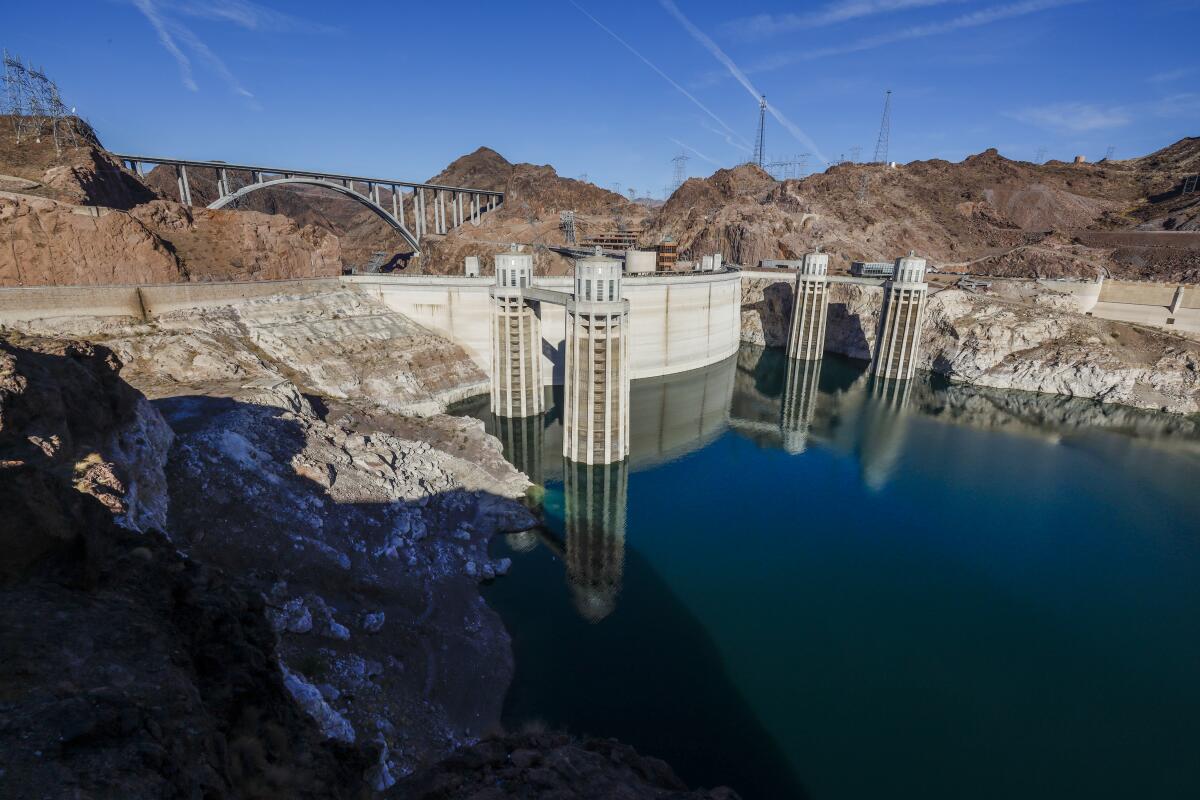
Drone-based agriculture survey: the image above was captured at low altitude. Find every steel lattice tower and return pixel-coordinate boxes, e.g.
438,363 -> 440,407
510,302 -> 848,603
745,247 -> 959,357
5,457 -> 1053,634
872,90 -> 892,164
670,151 -> 689,192
752,95 -> 767,168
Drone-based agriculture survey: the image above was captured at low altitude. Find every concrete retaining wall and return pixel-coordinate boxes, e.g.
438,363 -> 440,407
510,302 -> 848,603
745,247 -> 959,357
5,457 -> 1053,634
0,285 -> 145,322
1098,280 -> 1178,306
0,277 -> 344,323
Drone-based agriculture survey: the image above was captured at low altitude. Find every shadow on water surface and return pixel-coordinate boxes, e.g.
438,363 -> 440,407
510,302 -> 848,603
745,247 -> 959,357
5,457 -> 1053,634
488,500 -> 813,799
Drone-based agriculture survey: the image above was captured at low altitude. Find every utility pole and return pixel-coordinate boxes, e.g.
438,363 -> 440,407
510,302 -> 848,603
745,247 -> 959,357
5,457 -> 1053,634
872,89 -> 892,164
752,95 -> 767,169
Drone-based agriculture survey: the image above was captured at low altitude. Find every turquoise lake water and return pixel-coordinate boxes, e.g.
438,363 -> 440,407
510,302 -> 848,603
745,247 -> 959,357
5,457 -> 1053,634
454,347 -> 1200,800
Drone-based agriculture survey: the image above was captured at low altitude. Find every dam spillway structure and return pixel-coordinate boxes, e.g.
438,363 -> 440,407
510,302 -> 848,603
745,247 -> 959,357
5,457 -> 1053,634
563,252 -> 630,465
872,252 -> 929,381
786,250 -> 830,361
490,245 -> 543,418
564,459 -> 629,622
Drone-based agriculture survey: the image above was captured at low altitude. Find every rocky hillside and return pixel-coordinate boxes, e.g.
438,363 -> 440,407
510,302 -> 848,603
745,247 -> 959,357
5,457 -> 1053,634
742,276 -> 1200,414
418,147 -> 647,277
647,139 -> 1200,281
2,290 -> 741,796
0,115 -> 344,285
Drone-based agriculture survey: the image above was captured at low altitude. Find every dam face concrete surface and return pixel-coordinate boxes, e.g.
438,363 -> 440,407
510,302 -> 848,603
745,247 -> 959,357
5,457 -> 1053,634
346,270 -> 741,384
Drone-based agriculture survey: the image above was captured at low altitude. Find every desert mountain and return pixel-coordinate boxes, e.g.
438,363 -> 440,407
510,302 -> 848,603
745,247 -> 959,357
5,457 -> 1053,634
2,111 -> 1196,285
643,143 -> 1200,281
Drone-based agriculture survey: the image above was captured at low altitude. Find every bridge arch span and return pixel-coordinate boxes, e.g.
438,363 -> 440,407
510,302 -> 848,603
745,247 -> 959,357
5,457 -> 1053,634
207,177 -> 421,254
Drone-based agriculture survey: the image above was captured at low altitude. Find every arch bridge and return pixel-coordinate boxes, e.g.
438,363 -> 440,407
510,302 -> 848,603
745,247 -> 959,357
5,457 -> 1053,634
110,153 -> 505,255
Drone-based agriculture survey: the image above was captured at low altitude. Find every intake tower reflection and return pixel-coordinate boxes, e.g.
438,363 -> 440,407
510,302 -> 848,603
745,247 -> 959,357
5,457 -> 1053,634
563,460 -> 629,622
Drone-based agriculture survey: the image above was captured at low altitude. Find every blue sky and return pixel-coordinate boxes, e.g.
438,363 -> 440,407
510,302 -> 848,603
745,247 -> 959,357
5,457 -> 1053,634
6,0 -> 1198,196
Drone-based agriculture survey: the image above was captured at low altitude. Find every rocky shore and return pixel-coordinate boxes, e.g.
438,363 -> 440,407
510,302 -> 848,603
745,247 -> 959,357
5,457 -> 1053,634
742,277 -> 1200,415
0,289 -> 738,797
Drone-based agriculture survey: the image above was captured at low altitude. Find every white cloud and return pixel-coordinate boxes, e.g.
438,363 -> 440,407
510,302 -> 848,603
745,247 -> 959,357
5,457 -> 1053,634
749,0 -> 1088,73
1148,67 -> 1194,84
723,0 -> 964,41
129,0 -> 331,99
1009,102 -> 1131,133
132,0 -> 197,91
168,0 -> 337,34
658,0 -> 830,164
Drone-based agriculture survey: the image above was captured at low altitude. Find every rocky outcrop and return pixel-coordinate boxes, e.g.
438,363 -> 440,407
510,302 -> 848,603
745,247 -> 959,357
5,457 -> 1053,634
0,331 -> 371,799
160,394 -> 534,781
19,288 -> 489,416
741,276 -> 1200,414
394,732 -> 739,799
0,192 -> 344,287
6,289 -> 544,783
0,331 -> 172,534
0,194 -> 184,286
922,289 -> 1200,414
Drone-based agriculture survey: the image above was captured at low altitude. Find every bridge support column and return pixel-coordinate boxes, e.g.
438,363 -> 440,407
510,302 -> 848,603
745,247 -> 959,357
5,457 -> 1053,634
176,164 -> 192,206
491,245 -> 543,418
786,250 -> 830,361
873,253 -> 929,381
563,253 -> 629,466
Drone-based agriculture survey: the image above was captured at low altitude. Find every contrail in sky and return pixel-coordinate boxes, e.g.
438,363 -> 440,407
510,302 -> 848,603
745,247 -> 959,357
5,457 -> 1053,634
567,1 -> 751,150
670,137 -> 722,167
657,0 -> 829,164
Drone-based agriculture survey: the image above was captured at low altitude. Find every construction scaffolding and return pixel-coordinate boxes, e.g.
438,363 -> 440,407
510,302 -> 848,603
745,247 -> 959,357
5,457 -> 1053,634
1,51 -> 80,155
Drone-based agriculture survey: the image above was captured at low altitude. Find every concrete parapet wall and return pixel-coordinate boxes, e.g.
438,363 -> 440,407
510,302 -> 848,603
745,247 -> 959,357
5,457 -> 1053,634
0,277 -> 346,324
139,278 -> 343,317
0,285 -> 144,322
1098,280 -> 1179,307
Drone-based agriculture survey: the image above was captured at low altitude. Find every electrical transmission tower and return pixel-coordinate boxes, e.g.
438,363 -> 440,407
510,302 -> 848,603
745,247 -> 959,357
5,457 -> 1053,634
1034,147 -> 1046,164
872,89 -> 892,164
1,50 -> 80,154
752,95 -> 767,168
577,173 -> 589,183
671,151 -> 690,192
560,211 -> 578,245
1103,145 -> 1115,162
848,145 -> 862,163
797,153 -> 809,177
